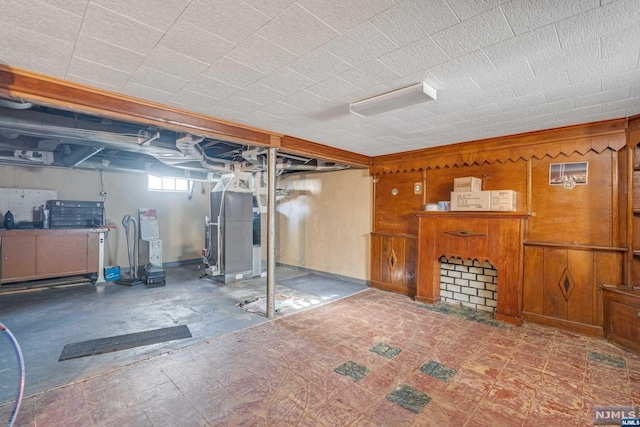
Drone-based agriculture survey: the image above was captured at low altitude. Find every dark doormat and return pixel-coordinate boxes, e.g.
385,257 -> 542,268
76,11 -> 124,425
59,325 -> 192,361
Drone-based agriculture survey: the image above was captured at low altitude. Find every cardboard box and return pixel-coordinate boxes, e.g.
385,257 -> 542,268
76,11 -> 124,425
491,190 -> 517,212
105,266 -> 120,282
450,191 -> 491,211
454,177 -> 482,192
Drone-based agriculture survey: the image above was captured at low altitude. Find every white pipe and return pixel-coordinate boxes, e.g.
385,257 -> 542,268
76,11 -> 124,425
0,322 -> 25,427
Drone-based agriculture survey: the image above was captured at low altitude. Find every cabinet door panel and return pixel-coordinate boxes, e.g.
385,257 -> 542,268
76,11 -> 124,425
567,250 -> 594,325
543,248 -> 568,320
1,235 -> 37,281
523,246 -> 544,314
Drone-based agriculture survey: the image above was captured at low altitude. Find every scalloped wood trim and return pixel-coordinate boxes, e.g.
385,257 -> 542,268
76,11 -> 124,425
371,120 -> 628,175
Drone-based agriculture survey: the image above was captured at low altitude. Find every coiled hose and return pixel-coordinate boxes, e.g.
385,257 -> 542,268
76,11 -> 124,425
0,322 -> 24,427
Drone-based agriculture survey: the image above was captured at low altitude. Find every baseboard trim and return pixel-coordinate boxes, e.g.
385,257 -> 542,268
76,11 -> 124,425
523,311 -> 604,337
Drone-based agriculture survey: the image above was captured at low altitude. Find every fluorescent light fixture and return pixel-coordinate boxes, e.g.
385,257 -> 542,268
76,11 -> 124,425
349,82 -> 437,117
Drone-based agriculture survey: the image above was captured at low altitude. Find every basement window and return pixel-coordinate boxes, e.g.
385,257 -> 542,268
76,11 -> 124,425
148,175 -> 190,192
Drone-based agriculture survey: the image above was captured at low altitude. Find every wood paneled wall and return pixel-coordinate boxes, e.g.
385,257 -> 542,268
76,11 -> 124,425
370,119 -> 630,334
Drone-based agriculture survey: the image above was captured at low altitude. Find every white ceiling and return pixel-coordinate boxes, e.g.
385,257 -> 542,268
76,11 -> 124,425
1,0 -> 639,157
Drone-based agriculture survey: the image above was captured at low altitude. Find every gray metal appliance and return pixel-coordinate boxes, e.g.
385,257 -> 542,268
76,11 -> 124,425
205,177 -> 253,283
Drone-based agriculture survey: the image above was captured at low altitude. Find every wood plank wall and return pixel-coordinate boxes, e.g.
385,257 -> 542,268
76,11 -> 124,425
370,119 -> 630,335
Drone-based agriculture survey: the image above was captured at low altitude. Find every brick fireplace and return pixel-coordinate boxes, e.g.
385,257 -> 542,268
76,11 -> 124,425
439,257 -> 497,312
415,212 -> 528,324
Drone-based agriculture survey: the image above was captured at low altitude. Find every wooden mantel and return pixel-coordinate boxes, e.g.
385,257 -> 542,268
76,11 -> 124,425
416,212 -> 529,324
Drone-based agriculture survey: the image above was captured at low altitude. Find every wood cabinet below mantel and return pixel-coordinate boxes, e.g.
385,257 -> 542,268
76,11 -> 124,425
370,232 -> 417,296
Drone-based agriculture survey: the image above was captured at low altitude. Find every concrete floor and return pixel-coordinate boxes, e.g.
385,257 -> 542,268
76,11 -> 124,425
0,265 -> 367,404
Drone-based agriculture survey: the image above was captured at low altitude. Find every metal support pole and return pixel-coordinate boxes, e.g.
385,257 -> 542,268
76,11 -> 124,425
266,147 -> 277,319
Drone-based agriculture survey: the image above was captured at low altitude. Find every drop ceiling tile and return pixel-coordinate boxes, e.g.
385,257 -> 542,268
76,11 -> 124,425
496,92 -> 547,112
281,90 -> 336,111
445,0 -> 509,21
501,0 -> 599,36
567,51 -> 638,84
324,22 -> 398,67
298,0 -> 394,34
0,24 -> 73,78
432,7 -> 513,58
424,98 -> 472,115
129,66 -> 189,94
67,57 -> 132,88
68,75 -> 121,92
3,0 -> 82,44
306,76 -> 362,101
259,101 -> 303,118
217,95 -> 263,115
259,68 -> 315,95
472,61 -> 534,91
601,25 -> 640,59
337,84 -> 392,105
457,103 -> 502,120
510,68 -> 569,97
184,75 -> 240,101
631,85 -> 640,98
80,3 -> 164,55
73,36 -> 145,73
91,0 -> 191,31
234,84 -> 287,107
603,97 -> 640,113
338,60 -> 399,91
555,104 -> 603,121
168,89 -> 218,111
257,4 -> 339,56
463,86 -> 515,108
556,0 -> 640,47
238,110 -> 281,127
527,38 -> 600,77
603,69 -> 640,91
206,105 -> 242,121
159,21 -> 235,65
226,35 -> 297,75
142,46 -> 208,81
181,0 -> 269,44
544,79 -> 600,103
371,0 -> 459,46
203,58 -> 264,88
286,48 -> 352,83
241,0 -> 297,18
122,81 -> 174,103
379,37 -> 450,75
37,0 -> 89,16
526,99 -> 574,117
429,50 -> 495,85
483,24 -> 560,68
572,87 -> 630,109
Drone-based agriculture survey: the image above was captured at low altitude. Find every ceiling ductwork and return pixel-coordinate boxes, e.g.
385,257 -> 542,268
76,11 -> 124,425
0,104 -> 351,178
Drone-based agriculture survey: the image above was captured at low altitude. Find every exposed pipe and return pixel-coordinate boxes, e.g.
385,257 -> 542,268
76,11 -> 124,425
266,147 -> 277,319
0,98 -> 32,109
0,322 -> 25,427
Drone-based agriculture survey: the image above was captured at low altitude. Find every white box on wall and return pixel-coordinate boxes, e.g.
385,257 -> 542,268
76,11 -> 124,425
490,190 -> 517,212
450,191 -> 491,211
453,177 -> 482,192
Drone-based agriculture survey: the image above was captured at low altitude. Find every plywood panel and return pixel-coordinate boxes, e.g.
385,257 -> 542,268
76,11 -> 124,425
595,251 -> 623,327
0,235 -> 36,281
374,171 -> 423,235
528,151 -> 614,245
543,248 -> 568,320
371,233 -> 381,283
37,233 -> 88,276
523,246 -> 544,314
567,249 -> 594,325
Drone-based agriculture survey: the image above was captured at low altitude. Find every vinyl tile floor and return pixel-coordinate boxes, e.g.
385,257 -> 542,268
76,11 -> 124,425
2,288 -> 640,426
0,265 -> 366,404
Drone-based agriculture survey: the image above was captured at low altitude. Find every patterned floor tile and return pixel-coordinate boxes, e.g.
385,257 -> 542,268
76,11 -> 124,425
416,303 -> 509,328
369,342 -> 402,359
334,361 -> 371,382
386,384 -> 431,414
420,360 -> 458,382
587,351 -> 627,369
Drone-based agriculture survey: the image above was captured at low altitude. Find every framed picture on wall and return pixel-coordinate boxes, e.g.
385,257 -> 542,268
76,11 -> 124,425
549,162 -> 588,186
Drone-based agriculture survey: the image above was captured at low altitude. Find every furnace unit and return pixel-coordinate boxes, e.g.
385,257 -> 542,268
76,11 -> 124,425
205,175 -> 254,283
